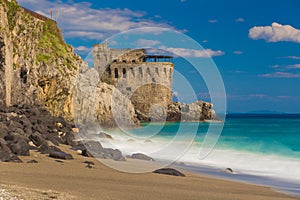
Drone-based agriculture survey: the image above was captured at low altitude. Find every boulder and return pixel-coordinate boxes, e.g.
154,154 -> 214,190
127,153 -> 154,161
0,138 -> 22,162
38,141 -> 61,154
7,120 -> 23,130
6,137 -> 30,156
153,168 -> 185,177
0,122 -> 9,138
79,141 -> 125,161
29,131 -> 45,147
103,148 -> 125,161
45,133 -> 62,146
81,141 -> 103,154
49,151 -> 74,160
61,132 -> 78,146
98,132 -> 113,139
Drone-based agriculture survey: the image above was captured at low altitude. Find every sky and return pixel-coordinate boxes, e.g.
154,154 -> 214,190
18,0 -> 300,113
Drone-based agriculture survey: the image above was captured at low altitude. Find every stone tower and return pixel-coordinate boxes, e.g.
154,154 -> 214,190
93,43 -> 174,117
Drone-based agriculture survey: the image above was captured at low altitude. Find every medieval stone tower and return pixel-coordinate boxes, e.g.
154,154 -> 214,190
93,42 -> 174,116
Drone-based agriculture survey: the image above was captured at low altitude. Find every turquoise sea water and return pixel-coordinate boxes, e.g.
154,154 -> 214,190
97,114 -> 300,195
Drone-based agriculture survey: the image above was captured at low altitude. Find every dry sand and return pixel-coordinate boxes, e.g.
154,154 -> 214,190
0,145 -> 299,200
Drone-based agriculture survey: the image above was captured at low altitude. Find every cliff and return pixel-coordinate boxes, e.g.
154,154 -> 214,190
0,0 -> 216,127
0,0 -> 81,121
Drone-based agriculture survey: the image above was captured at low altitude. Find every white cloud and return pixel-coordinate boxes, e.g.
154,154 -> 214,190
249,22 -> 300,43
233,50 -> 243,55
134,39 -> 161,47
286,64 -> 300,69
235,18 -> 244,22
160,46 -> 224,58
18,0 -> 175,40
208,19 -> 218,23
64,31 -> 104,40
74,46 -> 92,53
202,40 -> 208,43
279,56 -> 300,60
259,72 -> 300,78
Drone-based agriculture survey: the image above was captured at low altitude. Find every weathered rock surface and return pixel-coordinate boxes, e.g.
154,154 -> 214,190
73,68 -> 139,129
0,0 -> 82,121
136,101 -> 217,122
153,168 -> 186,177
167,101 -> 217,121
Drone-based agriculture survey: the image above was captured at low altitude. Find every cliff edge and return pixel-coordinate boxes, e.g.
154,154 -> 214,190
0,0 -> 81,121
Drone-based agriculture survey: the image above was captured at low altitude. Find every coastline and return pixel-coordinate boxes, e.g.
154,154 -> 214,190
0,145 -> 299,200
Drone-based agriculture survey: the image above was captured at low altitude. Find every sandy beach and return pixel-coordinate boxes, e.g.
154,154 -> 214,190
0,145 -> 298,200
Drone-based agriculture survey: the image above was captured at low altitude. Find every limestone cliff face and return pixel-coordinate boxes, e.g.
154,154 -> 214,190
73,67 -> 139,129
0,0 -> 81,121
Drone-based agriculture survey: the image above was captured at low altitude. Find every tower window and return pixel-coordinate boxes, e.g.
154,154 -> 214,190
146,67 -> 150,75
114,68 -> 119,78
130,67 -> 134,76
108,67 -> 111,76
139,67 -> 143,77
155,67 -> 159,75
123,68 -> 126,78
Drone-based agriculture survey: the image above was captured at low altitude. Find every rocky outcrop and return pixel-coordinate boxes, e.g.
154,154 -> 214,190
0,0 -> 82,121
136,101 -> 217,122
167,101 -> 217,121
73,68 -> 139,129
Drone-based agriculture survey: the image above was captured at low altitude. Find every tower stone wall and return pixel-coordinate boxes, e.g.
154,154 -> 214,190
93,43 -> 174,115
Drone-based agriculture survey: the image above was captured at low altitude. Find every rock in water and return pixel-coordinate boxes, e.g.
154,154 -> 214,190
127,153 -> 154,161
153,168 -> 185,177
98,132 -> 113,139
225,168 -> 234,174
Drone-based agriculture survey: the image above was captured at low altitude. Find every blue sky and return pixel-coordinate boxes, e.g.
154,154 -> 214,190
18,0 -> 300,113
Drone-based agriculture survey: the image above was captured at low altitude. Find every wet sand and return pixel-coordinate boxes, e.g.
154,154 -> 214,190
0,145 -> 299,200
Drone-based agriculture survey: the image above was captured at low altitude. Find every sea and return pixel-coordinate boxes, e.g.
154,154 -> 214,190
89,114 -> 300,196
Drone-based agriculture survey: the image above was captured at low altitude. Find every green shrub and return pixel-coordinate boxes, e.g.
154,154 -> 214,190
6,0 -> 20,31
